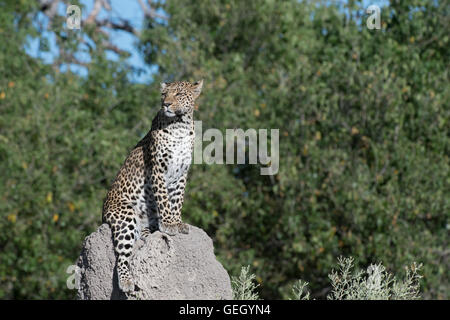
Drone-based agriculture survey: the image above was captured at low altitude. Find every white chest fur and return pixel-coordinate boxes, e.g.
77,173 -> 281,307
164,127 -> 193,186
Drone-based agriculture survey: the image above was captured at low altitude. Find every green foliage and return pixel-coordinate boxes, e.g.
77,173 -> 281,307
0,0 -> 154,299
290,280 -> 310,300
141,0 -> 448,299
0,0 -> 448,299
231,266 -> 260,300
233,257 -> 423,300
327,256 -> 423,300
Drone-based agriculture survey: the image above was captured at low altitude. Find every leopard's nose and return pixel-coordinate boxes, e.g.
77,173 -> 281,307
163,102 -> 172,107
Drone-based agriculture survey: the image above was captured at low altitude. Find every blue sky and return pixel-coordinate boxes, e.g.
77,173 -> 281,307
27,0 -> 155,83
25,0 -> 389,84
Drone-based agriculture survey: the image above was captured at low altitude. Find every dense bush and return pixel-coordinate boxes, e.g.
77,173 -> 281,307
0,0 -> 448,299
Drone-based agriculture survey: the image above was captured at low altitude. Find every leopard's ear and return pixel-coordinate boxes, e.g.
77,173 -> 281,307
160,82 -> 168,92
191,80 -> 203,99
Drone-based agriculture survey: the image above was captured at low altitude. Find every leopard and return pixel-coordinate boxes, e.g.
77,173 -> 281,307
101,80 -> 203,293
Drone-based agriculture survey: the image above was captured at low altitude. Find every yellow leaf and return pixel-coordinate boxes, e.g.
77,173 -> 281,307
212,210 -> 218,217
351,127 -> 359,135
302,145 -> 309,156
254,109 -> 260,117
68,202 -> 75,213
53,214 -> 59,223
7,214 -> 17,223
315,131 -> 322,140
0,92 -> 5,99
46,192 -> 53,203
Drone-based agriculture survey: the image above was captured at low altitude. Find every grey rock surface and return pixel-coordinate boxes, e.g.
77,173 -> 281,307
76,223 -> 232,300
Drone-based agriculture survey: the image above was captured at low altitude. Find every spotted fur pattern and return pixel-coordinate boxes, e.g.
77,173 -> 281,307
102,80 -> 203,293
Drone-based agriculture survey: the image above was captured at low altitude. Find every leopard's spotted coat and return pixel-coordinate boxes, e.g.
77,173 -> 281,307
102,80 -> 203,292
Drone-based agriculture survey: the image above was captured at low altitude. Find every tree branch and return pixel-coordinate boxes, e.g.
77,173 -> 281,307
37,0 -> 162,70
138,0 -> 168,20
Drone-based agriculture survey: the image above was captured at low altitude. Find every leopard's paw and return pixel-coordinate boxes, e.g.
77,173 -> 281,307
158,222 -> 178,236
140,227 -> 152,242
119,277 -> 135,293
178,222 -> 190,234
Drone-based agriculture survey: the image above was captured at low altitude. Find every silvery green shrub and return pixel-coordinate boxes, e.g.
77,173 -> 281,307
233,257 -> 423,300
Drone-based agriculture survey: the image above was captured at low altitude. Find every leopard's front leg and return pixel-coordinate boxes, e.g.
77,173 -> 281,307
150,164 -> 189,236
167,172 -> 190,234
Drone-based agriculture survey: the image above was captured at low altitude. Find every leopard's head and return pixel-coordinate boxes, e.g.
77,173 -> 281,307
160,80 -> 203,117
